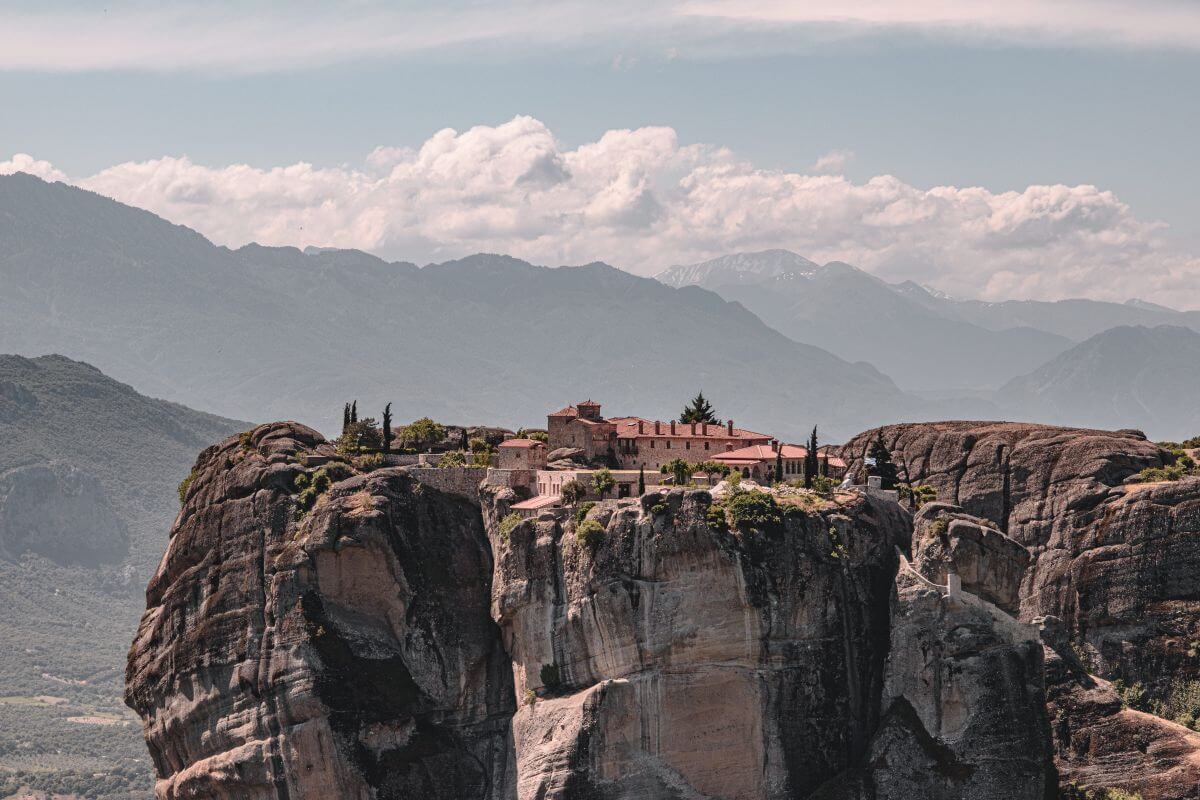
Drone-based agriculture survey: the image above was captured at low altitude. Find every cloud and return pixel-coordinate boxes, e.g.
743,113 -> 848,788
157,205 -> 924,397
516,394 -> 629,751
7,116 -> 1200,308
811,150 -> 854,175
1,0 -> 1198,73
0,153 -> 66,182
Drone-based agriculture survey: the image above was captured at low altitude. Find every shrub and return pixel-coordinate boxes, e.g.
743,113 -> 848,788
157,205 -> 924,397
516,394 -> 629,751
438,450 -> 467,468
929,517 -> 950,539
705,500 -> 729,532
899,483 -> 937,508
576,519 -> 606,549
572,501 -> 596,524
497,512 -> 522,542
812,475 -> 838,497
827,524 -> 847,559
539,663 -> 562,691
560,479 -> 587,505
650,503 -> 668,516
727,471 -> 742,489
353,452 -> 384,471
726,491 -> 782,531
177,470 -> 197,505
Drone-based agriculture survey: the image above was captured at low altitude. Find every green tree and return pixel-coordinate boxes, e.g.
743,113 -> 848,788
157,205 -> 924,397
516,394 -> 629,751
867,432 -> 899,490
695,460 -> 730,485
350,400 -> 358,424
804,426 -> 820,489
637,465 -> 646,494
592,467 -> 615,498
338,417 -> 381,455
381,403 -> 393,454
342,403 -> 352,435
402,417 -> 446,452
560,478 -> 587,505
680,391 -> 721,424
774,448 -> 784,485
660,458 -> 693,486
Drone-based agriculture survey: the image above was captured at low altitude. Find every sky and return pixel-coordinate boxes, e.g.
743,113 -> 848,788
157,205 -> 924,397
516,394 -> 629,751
2,0 -> 1199,307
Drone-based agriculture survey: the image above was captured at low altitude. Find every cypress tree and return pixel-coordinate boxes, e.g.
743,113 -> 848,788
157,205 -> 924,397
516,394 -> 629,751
775,447 -> 784,484
342,403 -> 351,435
805,426 -> 819,489
382,403 -> 393,454
350,401 -> 358,424
867,432 -> 899,490
637,465 -> 645,495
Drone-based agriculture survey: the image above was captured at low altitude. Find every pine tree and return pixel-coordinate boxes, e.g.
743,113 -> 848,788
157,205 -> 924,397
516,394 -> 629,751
804,426 -> 819,489
637,465 -> 645,495
867,432 -> 899,490
679,391 -> 721,424
350,401 -> 358,425
382,403 -> 393,454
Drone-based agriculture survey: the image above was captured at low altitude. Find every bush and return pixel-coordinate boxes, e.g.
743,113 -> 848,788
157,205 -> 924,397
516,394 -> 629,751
705,500 -> 729,532
592,468 -> 615,498
812,475 -> 838,497
539,663 -> 562,691
497,512 -> 522,542
572,501 -> 596,524
438,450 -> 467,468
726,491 -> 782,531
650,503 -> 668,516
177,470 -> 197,505
899,483 -> 937,507
560,479 -> 587,505
576,519 -> 606,549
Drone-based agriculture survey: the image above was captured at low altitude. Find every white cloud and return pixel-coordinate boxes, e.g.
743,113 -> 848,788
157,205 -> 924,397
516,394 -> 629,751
1,0 -> 1198,73
0,153 -> 67,182
811,150 -> 854,175
7,116 -> 1200,308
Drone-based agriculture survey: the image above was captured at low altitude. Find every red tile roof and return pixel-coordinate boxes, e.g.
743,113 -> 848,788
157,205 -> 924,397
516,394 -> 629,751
608,416 -> 771,441
499,438 -> 545,449
548,406 -> 580,418
713,444 -> 847,467
511,494 -> 561,510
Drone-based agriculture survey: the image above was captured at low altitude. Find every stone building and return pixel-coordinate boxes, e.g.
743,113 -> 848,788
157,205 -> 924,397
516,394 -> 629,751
495,438 -> 548,470
547,400 -> 772,472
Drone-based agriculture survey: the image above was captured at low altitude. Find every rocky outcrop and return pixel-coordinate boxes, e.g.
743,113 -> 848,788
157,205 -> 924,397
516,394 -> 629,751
485,487 -> 908,799
843,421 -> 1200,798
0,462 -> 128,565
125,422 -> 513,800
127,420 -> 1067,799
816,502 -> 1054,799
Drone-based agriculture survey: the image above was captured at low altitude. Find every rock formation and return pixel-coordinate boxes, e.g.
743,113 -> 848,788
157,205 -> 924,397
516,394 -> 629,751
485,487 -> 908,799
843,421 -> 1200,799
126,421 -> 1070,799
814,503 -> 1054,799
125,423 -> 513,799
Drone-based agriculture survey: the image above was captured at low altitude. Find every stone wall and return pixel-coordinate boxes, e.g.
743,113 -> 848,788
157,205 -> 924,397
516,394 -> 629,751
404,466 -> 488,504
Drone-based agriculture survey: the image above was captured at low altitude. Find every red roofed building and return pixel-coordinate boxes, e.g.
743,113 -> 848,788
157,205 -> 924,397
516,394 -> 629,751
713,443 -> 847,482
546,400 -> 773,472
495,438 -> 548,470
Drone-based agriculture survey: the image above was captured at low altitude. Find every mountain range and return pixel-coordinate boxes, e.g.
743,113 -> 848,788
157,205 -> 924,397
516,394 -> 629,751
3,173 -> 1199,440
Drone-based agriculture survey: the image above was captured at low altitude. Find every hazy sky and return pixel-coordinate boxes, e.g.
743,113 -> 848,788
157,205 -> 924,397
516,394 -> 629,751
3,1 -> 1199,306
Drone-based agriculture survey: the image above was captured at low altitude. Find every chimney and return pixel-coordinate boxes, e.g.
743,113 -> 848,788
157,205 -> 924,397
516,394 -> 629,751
670,420 -> 676,435
690,422 -> 696,435
638,419 -> 644,434
654,420 -> 661,435
771,439 -> 779,452
702,423 -> 707,436
727,419 -> 734,435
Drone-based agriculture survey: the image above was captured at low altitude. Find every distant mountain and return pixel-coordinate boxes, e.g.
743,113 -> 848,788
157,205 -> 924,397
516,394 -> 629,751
999,326 -> 1200,438
0,174 -> 927,441
0,354 -> 242,798
655,249 -> 819,289
895,283 -> 1200,341
660,253 -> 1073,391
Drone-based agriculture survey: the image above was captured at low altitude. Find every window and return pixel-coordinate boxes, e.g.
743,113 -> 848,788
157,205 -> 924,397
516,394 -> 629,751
650,441 -> 655,449
666,441 -> 671,449
704,442 -> 709,450
685,441 -> 691,450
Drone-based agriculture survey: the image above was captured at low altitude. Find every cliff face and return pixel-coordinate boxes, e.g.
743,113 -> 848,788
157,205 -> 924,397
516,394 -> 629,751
127,422 -> 1060,799
485,488 -> 907,799
842,421 -> 1200,798
124,423 -> 513,799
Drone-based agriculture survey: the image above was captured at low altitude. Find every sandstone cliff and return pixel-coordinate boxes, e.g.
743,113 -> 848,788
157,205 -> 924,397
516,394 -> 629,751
127,422 -> 1061,799
125,423 -> 513,799
842,421 -> 1200,798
